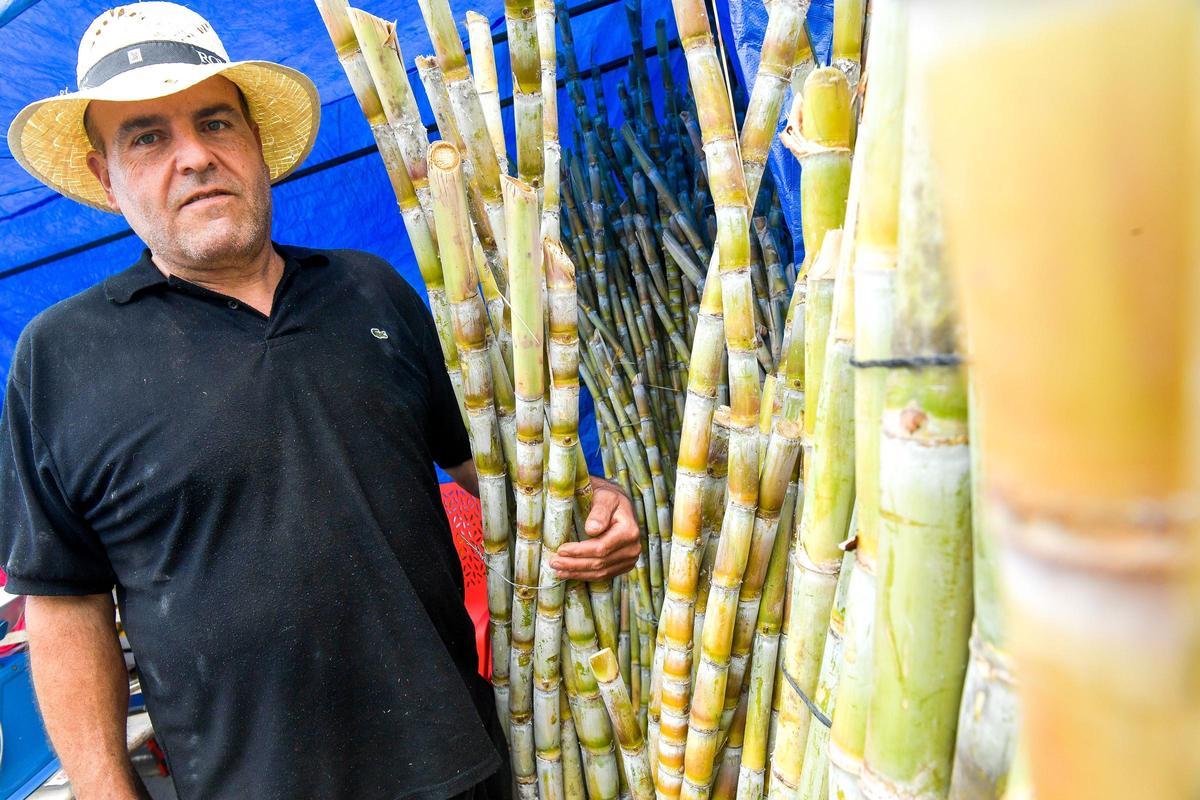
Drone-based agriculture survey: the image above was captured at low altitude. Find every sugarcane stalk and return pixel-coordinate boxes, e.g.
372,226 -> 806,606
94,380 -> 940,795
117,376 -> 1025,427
653,255 -> 725,800
536,0 -> 561,239
734,480 -> 798,800
562,688 -> 589,800
926,2 -> 1200,797
948,386 -> 1018,800
795,548 -> 855,800
719,420 -> 806,769
828,5 -> 906,795
415,54 -> 515,382
622,124 -> 710,262
652,404 -> 731,779
685,420 -> 801,795
417,0 -> 508,286
591,649 -> 655,800
669,0 -> 764,794
739,0 -> 812,210
781,68 -> 853,275
532,238 -> 582,800
563,588 -> 622,800
711,693 -> 747,800
505,174 -> 546,800
568,455 -> 622,689
648,0 -> 806,758
859,57 -> 972,800
466,11 -> 510,175
619,578 -> 633,691
692,405 -> 734,680
832,0 -> 868,90
428,141 -> 513,740
769,228 -> 856,800
627,579 -> 642,719
344,7 -> 436,232
789,21 -> 817,102
507,0 -> 544,190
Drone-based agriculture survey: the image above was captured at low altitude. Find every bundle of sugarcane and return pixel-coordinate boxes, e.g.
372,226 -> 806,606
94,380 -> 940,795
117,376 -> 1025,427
311,1 -> 1041,800
924,1 -> 1200,798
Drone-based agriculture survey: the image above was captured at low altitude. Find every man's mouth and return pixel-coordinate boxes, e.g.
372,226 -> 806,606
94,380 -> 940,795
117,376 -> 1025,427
180,190 -> 234,208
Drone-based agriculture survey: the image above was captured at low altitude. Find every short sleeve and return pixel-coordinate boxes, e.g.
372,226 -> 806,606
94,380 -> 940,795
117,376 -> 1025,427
415,299 -> 473,469
0,357 -> 116,596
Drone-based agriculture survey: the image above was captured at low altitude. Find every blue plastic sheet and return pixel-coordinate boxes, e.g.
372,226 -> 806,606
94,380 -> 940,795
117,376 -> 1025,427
0,0 -> 835,475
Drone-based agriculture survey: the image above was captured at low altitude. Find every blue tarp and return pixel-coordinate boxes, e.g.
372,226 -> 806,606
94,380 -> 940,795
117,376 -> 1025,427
0,0 -> 836,473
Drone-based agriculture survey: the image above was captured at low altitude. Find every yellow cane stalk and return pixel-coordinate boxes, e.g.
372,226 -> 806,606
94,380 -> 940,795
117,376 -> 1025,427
666,0 -> 775,793
466,11 -> 509,175
507,0 -> 544,190
926,2 -> 1200,797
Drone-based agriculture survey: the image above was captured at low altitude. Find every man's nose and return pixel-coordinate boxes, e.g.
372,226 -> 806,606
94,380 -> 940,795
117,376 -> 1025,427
173,129 -> 217,175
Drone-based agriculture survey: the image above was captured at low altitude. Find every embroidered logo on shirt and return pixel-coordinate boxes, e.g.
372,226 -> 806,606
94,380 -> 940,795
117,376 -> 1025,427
370,328 -> 389,340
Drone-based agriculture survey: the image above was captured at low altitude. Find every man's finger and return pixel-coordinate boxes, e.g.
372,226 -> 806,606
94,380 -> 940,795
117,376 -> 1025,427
556,535 -> 618,560
552,555 -> 638,581
585,487 -> 620,535
552,546 -> 639,575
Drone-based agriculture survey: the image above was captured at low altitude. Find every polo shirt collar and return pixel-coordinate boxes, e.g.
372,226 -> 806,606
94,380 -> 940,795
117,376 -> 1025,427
104,243 -> 330,305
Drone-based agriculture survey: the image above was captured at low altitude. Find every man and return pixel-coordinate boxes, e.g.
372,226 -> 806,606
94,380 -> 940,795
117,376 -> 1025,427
1,4 -> 640,799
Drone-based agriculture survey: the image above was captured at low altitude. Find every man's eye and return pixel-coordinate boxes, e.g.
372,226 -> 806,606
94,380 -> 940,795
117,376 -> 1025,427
204,119 -> 231,132
133,132 -> 159,146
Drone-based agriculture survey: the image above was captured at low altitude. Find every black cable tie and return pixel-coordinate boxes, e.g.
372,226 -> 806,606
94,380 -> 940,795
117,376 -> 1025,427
849,354 -> 965,370
781,665 -> 833,729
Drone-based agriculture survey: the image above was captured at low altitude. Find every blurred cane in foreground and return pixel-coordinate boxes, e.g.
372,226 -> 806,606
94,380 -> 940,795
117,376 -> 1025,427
922,1 -> 1200,798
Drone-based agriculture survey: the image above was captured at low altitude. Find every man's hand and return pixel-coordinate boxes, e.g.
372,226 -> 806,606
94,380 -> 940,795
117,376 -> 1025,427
551,476 -> 641,581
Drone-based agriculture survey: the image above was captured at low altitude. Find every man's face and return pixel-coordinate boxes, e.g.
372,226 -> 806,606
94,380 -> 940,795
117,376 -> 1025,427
85,76 -> 272,269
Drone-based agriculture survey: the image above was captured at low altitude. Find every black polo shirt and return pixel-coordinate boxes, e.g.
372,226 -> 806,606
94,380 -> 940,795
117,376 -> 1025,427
0,245 -> 507,800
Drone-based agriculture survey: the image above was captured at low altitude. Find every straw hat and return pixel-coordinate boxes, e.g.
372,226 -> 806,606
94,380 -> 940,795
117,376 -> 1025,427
6,2 -> 321,212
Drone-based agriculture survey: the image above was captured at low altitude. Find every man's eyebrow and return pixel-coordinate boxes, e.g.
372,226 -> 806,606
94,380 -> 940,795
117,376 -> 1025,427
193,103 -> 239,121
116,113 -> 169,142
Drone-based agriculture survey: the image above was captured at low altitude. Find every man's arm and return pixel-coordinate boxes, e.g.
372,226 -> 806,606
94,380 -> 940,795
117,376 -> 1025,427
444,459 -> 479,497
25,593 -> 144,800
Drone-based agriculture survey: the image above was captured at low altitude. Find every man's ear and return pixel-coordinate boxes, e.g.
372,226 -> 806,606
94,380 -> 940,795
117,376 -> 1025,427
85,150 -> 120,213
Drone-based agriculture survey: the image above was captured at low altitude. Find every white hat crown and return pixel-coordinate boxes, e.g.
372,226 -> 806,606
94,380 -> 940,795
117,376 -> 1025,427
77,3 -> 231,88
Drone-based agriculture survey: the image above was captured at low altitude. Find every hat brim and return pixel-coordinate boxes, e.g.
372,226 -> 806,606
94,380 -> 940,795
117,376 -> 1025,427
6,60 -> 321,213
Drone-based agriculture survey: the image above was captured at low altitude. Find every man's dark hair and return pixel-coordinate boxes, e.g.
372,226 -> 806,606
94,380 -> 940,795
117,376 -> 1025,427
82,83 -> 254,155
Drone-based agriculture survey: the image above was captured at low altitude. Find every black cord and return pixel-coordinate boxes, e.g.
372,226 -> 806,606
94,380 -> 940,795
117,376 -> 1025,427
849,354 -> 964,369
781,665 -> 833,729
